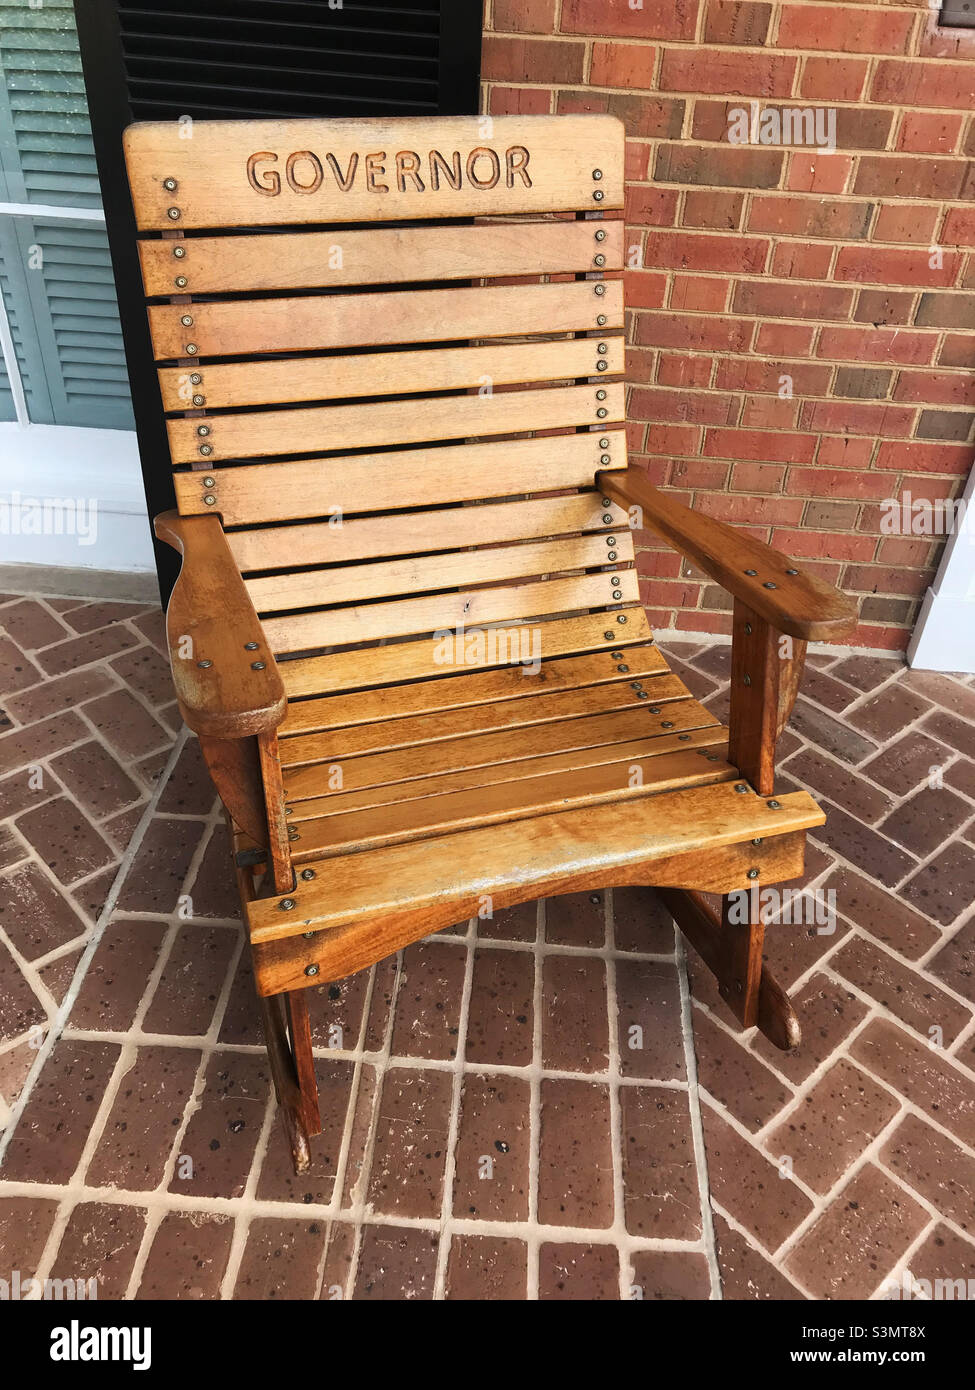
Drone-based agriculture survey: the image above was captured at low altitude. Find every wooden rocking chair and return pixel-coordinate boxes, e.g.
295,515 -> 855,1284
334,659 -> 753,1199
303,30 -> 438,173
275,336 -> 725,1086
123,115 -> 857,1173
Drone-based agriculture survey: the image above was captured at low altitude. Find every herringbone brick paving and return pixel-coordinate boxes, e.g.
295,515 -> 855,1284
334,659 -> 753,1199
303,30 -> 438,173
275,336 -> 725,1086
0,594 -> 972,1298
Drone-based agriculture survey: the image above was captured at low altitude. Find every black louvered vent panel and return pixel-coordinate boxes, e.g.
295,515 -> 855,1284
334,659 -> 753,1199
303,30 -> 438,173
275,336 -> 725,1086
117,0 -> 441,118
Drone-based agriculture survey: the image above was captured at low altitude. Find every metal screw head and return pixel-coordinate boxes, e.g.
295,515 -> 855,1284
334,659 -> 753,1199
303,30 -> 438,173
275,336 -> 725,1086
637,690 -> 648,699
601,497 -> 612,506
197,658 -> 212,669
288,829 -> 300,841
606,536 -> 617,546
744,568 -> 757,576
648,706 -> 660,714
594,254 -> 606,267
185,343 -> 198,354
602,513 -> 614,524
302,931 -> 315,939
203,494 -> 216,505
743,673 -> 751,687
597,360 -> 609,371
595,228 -> 606,241
610,575 -> 620,584
612,589 -> 622,600
752,838 -> 763,846
604,630 -> 615,640
678,733 -> 690,740
599,438 -> 610,448
785,568 -> 798,576
735,783 -> 749,793
596,389 -> 607,400
251,660 -> 266,670
764,581 -> 777,590
202,476 -> 215,487
300,868 -> 316,881
661,720 -> 674,728
596,314 -> 607,326
592,169 -> 603,180
607,550 -> 617,560
597,408 -> 608,418
747,868 -> 760,880
181,314 -> 193,326
594,283 -> 606,295
197,424 -> 210,436
189,372 -> 202,384
744,622 -> 752,635
617,614 -> 627,624
173,245 -> 186,258
167,207 -> 181,220
199,443 -> 213,456
767,799 -> 782,810
163,177 -> 178,191
597,343 -> 608,354
192,393 -> 205,406
279,898 -> 296,911
611,651 -> 624,659
593,189 -> 604,202
617,663 -> 629,673
244,640 -> 259,650
589,893 -> 601,904
600,454 -> 611,465
631,682 -> 643,691
304,964 -> 320,977
175,275 -> 188,288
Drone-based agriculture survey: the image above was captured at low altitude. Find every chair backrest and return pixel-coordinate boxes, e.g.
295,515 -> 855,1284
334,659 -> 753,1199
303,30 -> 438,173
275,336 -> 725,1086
124,115 -> 641,696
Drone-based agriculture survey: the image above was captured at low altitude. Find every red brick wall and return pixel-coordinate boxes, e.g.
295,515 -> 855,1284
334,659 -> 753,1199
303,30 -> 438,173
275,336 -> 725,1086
481,0 -> 975,651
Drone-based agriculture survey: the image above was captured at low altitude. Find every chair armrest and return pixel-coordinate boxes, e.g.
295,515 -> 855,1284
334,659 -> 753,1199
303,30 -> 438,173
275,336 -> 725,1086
597,467 -> 857,643
154,510 -> 286,738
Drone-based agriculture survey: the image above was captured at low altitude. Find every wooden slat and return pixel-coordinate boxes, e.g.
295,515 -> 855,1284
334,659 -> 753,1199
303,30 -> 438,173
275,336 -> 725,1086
246,533 -> 626,614
282,698 -> 719,802
279,642 -> 667,736
176,432 -> 627,525
280,672 -> 690,766
140,220 -> 626,297
246,782 -> 825,946
158,337 -> 625,413
147,280 -> 623,360
124,115 -> 625,230
279,609 -> 654,699
285,750 -> 738,860
261,571 -> 640,654
231,494 -> 633,574
169,385 -> 625,464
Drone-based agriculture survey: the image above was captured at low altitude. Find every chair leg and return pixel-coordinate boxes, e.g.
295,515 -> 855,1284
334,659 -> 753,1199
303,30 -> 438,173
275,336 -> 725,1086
258,991 -> 321,1174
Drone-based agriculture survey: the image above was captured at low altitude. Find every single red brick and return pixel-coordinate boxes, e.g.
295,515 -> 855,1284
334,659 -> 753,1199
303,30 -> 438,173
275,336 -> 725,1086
743,393 -> 800,429
669,457 -> 730,488
799,399 -> 915,437
730,460 -> 787,492
872,59 -> 975,112
624,269 -> 668,308
897,110 -> 964,155
733,280 -> 855,320
655,352 -> 713,388
786,467 -> 893,500
893,370 -> 975,406
800,55 -> 868,102
776,4 -> 915,55
644,422 -> 703,455
755,321 -> 816,356
668,274 -> 730,312
770,240 -> 834,278
816,435 -> 876,469
816,325 -> 936,366
556,88 -> 685,138
677,610 -> 734,636
715,357 -> 830,395
481,36 -> 586,84
659,47 -> 797,95
681,188 -> 744,229
876,440 -> 974,473
942,207 -> 975,245
491,0 -> 558,33
629,386 -> 739,425
703,426 -> 818,464
704,0 -> 772,45
877,535 -> 937,565
625,139 -> 652,181
854,155 -> 972,201
835,245 -> 961,287
787,153 -> 854,196
590,40 -> 656,89
633,310 -> 755,352
560,0 -> 699,39
748,195 -> 873,239
655,142 -> 783,188
626,184 -> 679,226
872,203 -> 941,245
488,85 -> 553,115
916,290 -> 975,329
773,528 -> 878,562
939,333 -> 975,367
643,229 -> 769,274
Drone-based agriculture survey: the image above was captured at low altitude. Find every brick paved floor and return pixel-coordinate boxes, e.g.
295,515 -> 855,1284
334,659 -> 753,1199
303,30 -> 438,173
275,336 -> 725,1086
0,594 -> 972,1299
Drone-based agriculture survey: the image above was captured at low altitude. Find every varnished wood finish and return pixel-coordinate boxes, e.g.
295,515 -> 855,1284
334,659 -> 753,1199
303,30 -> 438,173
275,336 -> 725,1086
124,115 -> 626,229
197,735 -> 266,847
598,467 -> 859,642
257,732 -> 295,895
728,600 -> 808,796
154,510 -> 285,738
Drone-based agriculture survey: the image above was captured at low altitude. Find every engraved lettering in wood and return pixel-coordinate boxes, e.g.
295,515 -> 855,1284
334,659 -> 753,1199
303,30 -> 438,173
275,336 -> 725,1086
245,146 -> 533,197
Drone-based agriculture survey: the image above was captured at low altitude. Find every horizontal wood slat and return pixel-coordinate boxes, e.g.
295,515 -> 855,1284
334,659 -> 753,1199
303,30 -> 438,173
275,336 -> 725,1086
140,220 -> 626,297
280,673 -> 690,767
231,494 -> 633,574
147,280 -> 623,360
124,115 -> 626,230
261,572 -> 641,654
169,385 -> 625,464
279,642 -> 668,736
246,783 -> 825,946
281,697 -> 719,803
246,533 -> 626,615
279,609 -> 655,700
284,750 -> 738,860
175,432 -> 628,525
158,337 -> 625,413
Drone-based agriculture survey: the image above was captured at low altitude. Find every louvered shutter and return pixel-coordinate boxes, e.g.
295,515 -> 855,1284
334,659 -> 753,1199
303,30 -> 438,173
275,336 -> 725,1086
0,0 -> 133,428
